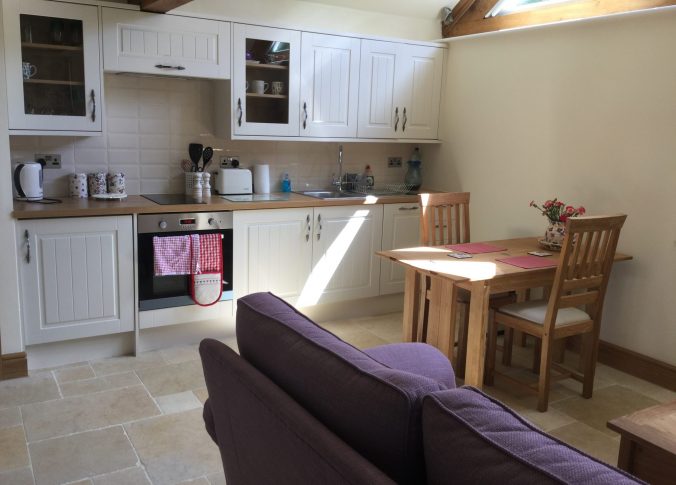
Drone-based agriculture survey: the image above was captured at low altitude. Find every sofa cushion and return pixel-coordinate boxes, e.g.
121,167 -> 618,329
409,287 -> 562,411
364,343 -> 455,389
236,292 -> 454,484
422,387 -> 644,485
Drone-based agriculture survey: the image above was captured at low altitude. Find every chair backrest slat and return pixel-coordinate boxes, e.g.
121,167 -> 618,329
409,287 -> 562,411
418,193 -> 471,246
544,215 -> 627,332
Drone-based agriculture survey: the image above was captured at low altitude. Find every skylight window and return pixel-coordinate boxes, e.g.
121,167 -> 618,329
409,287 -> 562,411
486,0 -> 575,18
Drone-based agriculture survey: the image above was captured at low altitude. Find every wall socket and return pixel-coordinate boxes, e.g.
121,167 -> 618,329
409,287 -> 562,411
388,157 -> 402,168
220,156 -> 240,168
35,154 -> 61,169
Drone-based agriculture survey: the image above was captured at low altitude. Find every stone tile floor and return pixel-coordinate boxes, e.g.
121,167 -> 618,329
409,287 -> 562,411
1,314 -> 674,484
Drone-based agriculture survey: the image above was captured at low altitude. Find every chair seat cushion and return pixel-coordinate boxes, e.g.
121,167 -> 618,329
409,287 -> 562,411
422,387 -> 644,485
499,300 -> 590,326
236,292 -> 455,484
364,343 -> 455,389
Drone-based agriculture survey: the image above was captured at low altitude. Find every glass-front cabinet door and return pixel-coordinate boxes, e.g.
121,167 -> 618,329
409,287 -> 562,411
232,24 -> 300,137
2,0 -> 102,133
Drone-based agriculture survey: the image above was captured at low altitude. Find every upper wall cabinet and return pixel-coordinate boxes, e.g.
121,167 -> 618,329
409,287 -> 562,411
232,24 -> 301,137
299,33 -> 361,138
358,40 -> 444,140
102,8 -> 231,79
2,0 -> 102,134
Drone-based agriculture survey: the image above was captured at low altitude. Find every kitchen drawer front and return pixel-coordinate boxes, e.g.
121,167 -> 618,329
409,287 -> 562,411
17,216 -> 134,345
102,8 -> 230,79
380,203 -> 421,295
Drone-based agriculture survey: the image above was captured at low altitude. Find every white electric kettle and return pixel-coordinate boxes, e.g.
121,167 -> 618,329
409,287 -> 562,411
13,161 -> 43,201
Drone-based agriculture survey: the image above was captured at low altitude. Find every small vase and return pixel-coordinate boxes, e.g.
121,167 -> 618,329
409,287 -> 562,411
544,221 -> 565,247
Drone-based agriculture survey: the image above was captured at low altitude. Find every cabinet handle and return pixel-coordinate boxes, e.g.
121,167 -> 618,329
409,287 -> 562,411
402,107 -> 407,132
394,107 -> 399,132
316,214 -> 322,241
90,90 -> 96,122
302,102 -> 308,130
237,98 -> 243,127
155,64 -> 186,71
398,206 -> 419,211
24,229 -> 30,264
306,214 -> 311,242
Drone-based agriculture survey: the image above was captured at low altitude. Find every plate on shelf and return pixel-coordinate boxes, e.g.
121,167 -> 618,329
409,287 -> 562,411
92,193 -> 127,200
538,238 -> 562,251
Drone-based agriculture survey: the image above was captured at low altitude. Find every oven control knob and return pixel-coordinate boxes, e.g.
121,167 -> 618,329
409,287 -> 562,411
159,220 -> 168,230
208,218 -> 217,227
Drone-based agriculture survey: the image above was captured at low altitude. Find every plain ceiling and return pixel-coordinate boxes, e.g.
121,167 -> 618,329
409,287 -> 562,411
301,0 -> 460,20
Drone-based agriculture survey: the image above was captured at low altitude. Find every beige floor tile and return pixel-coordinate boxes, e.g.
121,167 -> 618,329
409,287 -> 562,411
0,467 -> 35,485
332,328 -> 390,349
125,409 -> 223,484
0,373 -> 60,409
207,472 -> 227,485
518,407 -> 577,432
22,385 -> 160,442
178,478 -> 210,485
59,372 -> 142,398
136,360 -> 206,397
594,364 -> 676,403
193,388 -> 209,405
352,313 -> 404,342
0,406 -> 22,430
0,425 -> 29,472
29,426 -> 137,485
69,480 -> 93,485
552,385 -> 660,436
91,351 -> 167,376
92,466 -> 151,485
156,391 -> 203,415
219,337 -> 239,354
160,344 -> 201,365
548,422 -> 620,465
54,364 -> 95,384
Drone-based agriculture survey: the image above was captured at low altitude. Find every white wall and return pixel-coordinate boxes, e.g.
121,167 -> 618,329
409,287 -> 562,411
427,9 -> 676,365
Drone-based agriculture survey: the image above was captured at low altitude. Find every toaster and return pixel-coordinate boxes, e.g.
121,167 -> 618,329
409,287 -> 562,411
217,168 -> 253,195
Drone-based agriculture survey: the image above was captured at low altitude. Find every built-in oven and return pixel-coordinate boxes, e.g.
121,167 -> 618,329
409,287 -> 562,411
137,212 -> 233,311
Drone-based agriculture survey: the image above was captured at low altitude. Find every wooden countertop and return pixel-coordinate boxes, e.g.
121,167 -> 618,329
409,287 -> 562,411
12,193 -> 422,219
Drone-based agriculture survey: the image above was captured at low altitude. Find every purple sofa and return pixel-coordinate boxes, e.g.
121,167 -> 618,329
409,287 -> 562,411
200,292 -> 643,485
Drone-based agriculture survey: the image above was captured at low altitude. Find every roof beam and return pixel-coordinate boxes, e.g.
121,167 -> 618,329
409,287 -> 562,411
128,0 -> 194,14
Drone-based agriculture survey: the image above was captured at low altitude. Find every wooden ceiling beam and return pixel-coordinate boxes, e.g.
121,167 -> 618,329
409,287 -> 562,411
127,0 -> 194,14
442,0 -> 676,38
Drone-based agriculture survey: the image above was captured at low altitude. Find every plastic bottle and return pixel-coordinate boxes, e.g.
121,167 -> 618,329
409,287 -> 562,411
405,147 -> 422,190
363,165 -> 374,189
281,173 -> 292,192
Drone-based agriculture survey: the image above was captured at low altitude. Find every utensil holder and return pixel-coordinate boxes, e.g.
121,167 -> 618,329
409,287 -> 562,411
185,172 -> 203,195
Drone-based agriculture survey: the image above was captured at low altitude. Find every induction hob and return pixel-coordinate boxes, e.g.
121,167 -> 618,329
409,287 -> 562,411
142,194 -> 207,205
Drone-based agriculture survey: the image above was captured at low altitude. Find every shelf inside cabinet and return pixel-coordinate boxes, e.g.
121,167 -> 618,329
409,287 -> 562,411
23,79 -> 84,86
22,42 -> 83,52
246,63 -> 289,71
246,93 -> 288,100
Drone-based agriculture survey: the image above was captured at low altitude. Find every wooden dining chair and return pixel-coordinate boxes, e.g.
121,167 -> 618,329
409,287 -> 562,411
486,215 -> 627,412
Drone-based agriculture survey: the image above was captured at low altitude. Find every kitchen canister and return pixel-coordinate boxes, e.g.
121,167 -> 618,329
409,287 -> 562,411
107,172 -> 126,194
69,173 -> 88,198
87,172 -> 107,196
253,164 -> 270,194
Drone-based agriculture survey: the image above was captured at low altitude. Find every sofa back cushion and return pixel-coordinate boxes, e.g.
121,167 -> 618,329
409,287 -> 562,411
236,292 -> 448,484
422,387 -> 644,484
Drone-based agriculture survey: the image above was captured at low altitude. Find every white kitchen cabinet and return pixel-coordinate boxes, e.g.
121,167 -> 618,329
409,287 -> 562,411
2,0 -> 102,134
102,8 -> 231,79
234,205 -> 382,306
17,216 -> 134,345
380,203 -> 421,295
358,40 -> 443,140
300,33 -> 361,138
233,208 -> 313,304
232,24 -> 301,137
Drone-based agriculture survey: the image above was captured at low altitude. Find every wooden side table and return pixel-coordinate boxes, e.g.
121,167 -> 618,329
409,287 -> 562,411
607,400 -> 676,485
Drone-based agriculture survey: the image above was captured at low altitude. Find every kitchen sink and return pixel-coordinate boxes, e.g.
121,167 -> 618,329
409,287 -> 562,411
296,190 -> 367,200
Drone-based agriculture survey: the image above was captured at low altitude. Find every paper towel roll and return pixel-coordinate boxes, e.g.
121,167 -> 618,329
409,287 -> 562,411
254,164 -> 270,194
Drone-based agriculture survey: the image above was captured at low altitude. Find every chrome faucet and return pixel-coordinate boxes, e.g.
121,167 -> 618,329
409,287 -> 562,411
334,145 -> 344,192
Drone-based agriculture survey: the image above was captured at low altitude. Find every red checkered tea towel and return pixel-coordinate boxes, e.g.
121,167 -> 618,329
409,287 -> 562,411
199,234 -> 222,273
153,235 -> 200,276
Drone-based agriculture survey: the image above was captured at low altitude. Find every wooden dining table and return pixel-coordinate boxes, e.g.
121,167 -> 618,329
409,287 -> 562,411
377,237 -> 632,389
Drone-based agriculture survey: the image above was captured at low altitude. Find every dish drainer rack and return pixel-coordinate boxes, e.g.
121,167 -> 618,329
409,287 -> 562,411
344,182 -> 417,196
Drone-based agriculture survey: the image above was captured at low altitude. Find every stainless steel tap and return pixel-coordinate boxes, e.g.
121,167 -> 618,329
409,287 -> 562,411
334,145 -> 344,192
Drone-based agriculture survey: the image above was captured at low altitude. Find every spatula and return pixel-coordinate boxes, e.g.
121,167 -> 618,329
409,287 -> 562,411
188,143 -> 203,172
201,147 -> 214,172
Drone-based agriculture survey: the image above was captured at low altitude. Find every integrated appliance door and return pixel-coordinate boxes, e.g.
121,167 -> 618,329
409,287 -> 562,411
137,212 -> 233,311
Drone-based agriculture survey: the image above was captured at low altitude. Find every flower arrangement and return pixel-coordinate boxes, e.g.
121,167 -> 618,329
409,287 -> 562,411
530,198 -> 586,224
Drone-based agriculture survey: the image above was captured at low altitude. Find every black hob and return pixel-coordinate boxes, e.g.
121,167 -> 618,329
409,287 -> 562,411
142,194 -> 207,205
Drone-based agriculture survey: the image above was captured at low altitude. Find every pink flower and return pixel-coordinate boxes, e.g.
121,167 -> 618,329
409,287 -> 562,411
565,205 -> 575,214
560,215 -> 569,222
543,200 -> 553,208
577,206 -> 586,215
556,201 -> 564,207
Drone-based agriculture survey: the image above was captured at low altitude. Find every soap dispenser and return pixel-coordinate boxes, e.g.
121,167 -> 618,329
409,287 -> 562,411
281,173 -> 292,192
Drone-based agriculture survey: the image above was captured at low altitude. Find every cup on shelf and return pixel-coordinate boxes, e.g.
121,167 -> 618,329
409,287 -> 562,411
271,81 -> 285,95
22,62 -> 37,80
107,172 -> 126,194
250,80 -> 270,94
69,173 -> 88,198
87,172 -> 107,196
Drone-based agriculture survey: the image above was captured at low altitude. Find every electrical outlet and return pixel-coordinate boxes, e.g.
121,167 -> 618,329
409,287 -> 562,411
388,157 -> 402,168
220,156 -> 240,168
35,154 -> 61,169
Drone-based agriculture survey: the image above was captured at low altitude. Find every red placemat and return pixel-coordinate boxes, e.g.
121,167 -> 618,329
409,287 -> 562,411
445,243 -> 507,254
496,255 -> 558,269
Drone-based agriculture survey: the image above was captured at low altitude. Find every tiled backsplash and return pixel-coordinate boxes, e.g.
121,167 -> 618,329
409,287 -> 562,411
10,75 -> 417,197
